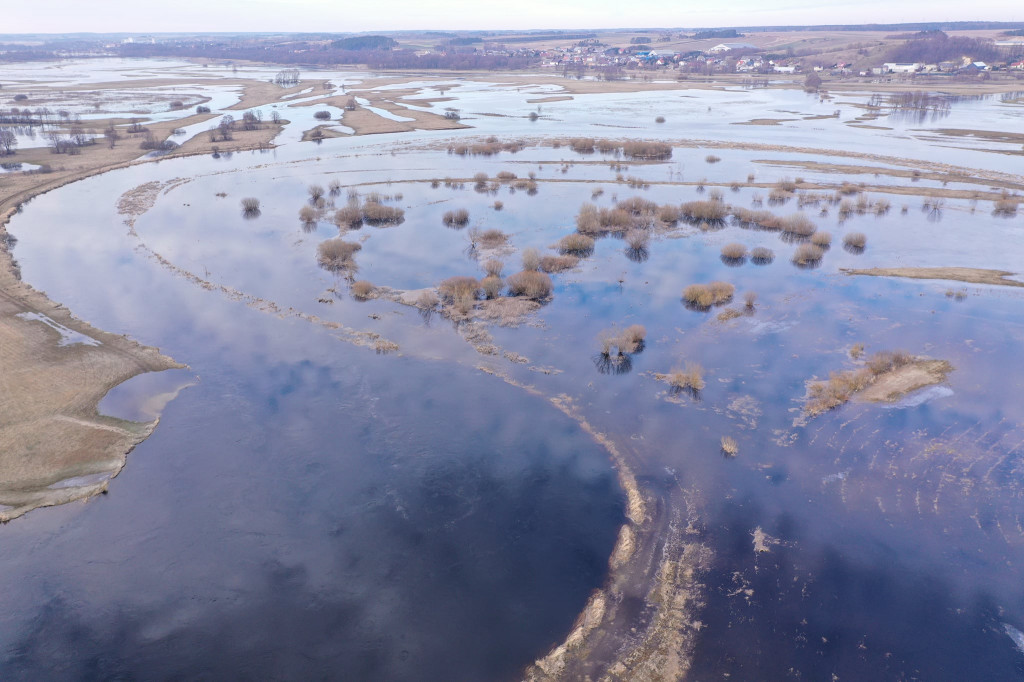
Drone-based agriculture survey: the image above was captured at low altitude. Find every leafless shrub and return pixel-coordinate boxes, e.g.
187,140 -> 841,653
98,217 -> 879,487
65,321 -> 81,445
481,275 -> 503,299
750,246 -> 775,264
994,197 -> 1019,217
779,213 -> 816,238
558,233 -> 595,256
540,255 -> 579,273
792,243 -> 824,266
743,291 -> 757,309
777,177 -> 798,192
705,154 -> 721,163
655,115 -> 666,123
493,200 -> 504,210
680,199 -> 728,225
570,137 -> 596,153
665,362 -> 704,392
805,350 -> 914,415
334,204 -> 363,229
521,247 -> 542,271
682,282 -> 734,310
317,238 -> 361,271
810,231 -> 832,248
621,140 -> 672,159
362,202 -> 404,226
240,197 -> 261,217
720,243 -> 747,260
299,205 -> 317,225
843,232 -> 867,250
657,204 -> 681,224
625,229 -> 649,251
768,188 -> 792,205
483,259 -> 504,277
617,196 -> 658,216
443,208 -> 470,227
308,184 -> 325,202
721,436 -> 739,457
477,228 -> 508,247
351,280 -> 375,299
506,270 -> 553,299
328,179 -> 342,196
439,276 -> 481,304
415,290 -> 439,310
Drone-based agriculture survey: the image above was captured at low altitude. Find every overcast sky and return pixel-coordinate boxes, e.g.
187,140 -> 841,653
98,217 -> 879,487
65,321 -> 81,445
4,0 -> 1022,34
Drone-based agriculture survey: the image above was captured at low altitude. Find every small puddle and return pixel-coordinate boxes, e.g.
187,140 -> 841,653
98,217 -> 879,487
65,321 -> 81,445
15,312 -> 101,347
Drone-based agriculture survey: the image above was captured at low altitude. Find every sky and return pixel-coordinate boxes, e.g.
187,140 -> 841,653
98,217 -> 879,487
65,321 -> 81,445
3,0 -> 1022,34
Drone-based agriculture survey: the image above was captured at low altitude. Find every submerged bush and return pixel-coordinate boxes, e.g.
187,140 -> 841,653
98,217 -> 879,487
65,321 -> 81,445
843,232 -> 867,249
439,276 -> 481,303
481,275 -> 503,299
810,231 -> 832,248
621,140 -> 672,159
521,247 -> 541,272
317,238 -> 361,271
680,199 -> 728,224
682,281 -> 734,310
483,259 -> 504,277
506,270 -> 553,299
779,213 -> 816,237
666,362 -> 704,392
721,436 -> 739,457
308,184 -> 325,202
299,205 -> 317,224
351,280 -> 375,299
720,243 -> 747,260
792,243 -> 824,265
443,208 -> 470,227
334,204 -> 363,229
558,233 -> 595,256
362,202 -> 404,225
750,246 -> 775,264
240,197 -> 261,216
539,255 -> 579,273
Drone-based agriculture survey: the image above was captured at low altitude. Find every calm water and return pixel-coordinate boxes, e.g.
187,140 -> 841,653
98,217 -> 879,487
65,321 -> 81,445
4,67 -> 1024,679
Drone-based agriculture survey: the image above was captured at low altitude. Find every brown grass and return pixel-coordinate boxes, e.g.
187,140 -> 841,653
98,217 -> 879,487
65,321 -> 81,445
680,199 -> 727,224
705,154 -> 721,163
599,324 -> 647,355
625,229 -> 650,251
299,205 -> 317,224
743,291 -> 757,309
683,281 -> 734,309
483,259 -> 504,277
993,197 -> 1019,217
351,280 -> 375,299
443,208 -> 470,227
317,238 -> 361,271
240,197 -> 260,214
792,243 -> 824,265
665,362 -> 704,391
617,196 -> 659,216
621,140 -> 672,159
308,184 -> 325,202
496,170 -> 517,182
576,203 -> 635,235
333,204 -> 363,229
810,231 -> 832,248
720,436 -> 739,457
493,200 -> 504,210
506,270 -> 553,299
522,247 -> 541,271
540,255 -> 580,273
750,246 -> 775,264
439,276 -> 481,304
779,213 -> 816,237
558,233 -> 595,256
657,204 -> 681,224
362,202 -> 404,225
805,350 -> 914,415
476,228 -> 508,248
843,232 -> 867,249
481,275 -> 503,299
720,243 -> 747,260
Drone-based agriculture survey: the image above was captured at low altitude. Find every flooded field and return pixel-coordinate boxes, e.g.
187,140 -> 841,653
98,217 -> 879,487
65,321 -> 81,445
2,60 -> 1024,679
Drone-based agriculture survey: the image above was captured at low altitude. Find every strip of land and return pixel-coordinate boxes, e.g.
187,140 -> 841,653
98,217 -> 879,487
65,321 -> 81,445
842,267 -> 1024,287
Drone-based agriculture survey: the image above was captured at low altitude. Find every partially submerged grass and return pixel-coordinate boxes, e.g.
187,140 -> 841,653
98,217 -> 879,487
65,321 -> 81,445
558,233 -> 595,256
481,275 -> 503,299
482,259 -> 504,277
539,255 -> 579,273
682,281 -> 734,310
621,140 -> 672,159
576,203 -> 636,235
750,246 -> 775,264
333,204 -> 363,229
810,231 -> 833,248
705,154 -> 721,164
443,208 -> 470,227
792,243 -> 825,266
720,243 -> 747,260
680,199 -> 728,225
317,238 -> 361,271
470,227 -> 508,248
522,247 -> 541,271
664,362 -> 704,392
721,436 -> 739,457
779,213 -> 816,238
625,229 -> 650,251
351,280 -> 375,299
506,270 -> 553,299
362,202 -> 405,226
805,350 -> 914,415
299,205 -> 317,225
843,232 -> 867,251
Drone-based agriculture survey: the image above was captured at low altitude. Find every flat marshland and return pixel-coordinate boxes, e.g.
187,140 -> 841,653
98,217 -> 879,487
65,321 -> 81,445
2,55 -> 1024,681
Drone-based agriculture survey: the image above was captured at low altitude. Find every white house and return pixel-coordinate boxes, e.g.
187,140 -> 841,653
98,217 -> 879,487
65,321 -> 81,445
882,63 -> 921,74
708,42 -> 758,53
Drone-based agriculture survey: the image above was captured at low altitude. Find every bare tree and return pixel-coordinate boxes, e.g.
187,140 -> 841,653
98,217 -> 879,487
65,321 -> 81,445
0,129 -> 16,156
103,125 -> 119,149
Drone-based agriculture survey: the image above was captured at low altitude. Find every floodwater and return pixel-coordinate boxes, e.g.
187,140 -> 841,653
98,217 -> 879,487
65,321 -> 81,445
3,62 -> 1024,679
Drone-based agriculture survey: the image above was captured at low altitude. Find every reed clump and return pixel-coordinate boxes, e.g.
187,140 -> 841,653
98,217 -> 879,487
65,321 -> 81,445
443,208 -> 470,227
299,205 -> 317,224
481,275 -> 503,299
665,362 -> 704,391
622,140 -> 672,159
351,280 -> 375,299
805,350 -> 914,415
558,233 -> 595,256
682,281 -> 734,309
539,255 -> 579,273
721,436 -> 739,457
361,202 -> 404,226
750,246 -> 775,264
680,199 -> 728,225
317,239 -> 361,271
843,232 -> 867,249
720,243 -> 747,260
810,231 -> 832,248
792,243 -> 824,265
506,270 -> 553,299
333,204 -> 363,229
779,213 -> 816,238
